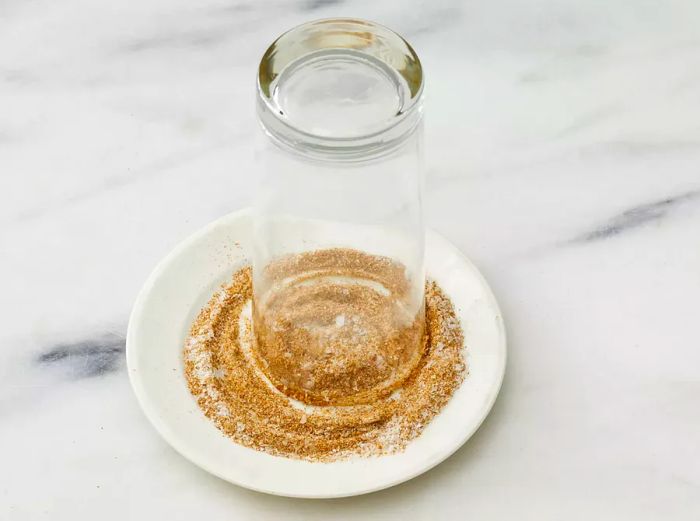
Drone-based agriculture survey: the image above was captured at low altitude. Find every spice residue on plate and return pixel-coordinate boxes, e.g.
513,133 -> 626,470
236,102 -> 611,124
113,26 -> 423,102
253,248 -> 426,406
184,263 -> 466,462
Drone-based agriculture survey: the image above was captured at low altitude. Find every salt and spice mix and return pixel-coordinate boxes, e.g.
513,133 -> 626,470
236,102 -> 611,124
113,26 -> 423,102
184,250 -> 466,462
253,248 -> 425,406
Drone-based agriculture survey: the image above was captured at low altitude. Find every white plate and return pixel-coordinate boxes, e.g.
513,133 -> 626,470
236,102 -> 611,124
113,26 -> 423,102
126,210 -> 506,498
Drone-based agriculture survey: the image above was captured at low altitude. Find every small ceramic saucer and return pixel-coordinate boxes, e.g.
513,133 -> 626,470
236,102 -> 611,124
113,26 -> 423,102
126,209 -> 506,498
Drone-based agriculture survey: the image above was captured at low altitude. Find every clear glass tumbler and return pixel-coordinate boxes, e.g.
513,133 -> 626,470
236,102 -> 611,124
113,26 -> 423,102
253,18 -> 425,406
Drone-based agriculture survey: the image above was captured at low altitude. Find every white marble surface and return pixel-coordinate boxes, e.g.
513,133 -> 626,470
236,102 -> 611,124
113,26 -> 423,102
2,0 -> 699,519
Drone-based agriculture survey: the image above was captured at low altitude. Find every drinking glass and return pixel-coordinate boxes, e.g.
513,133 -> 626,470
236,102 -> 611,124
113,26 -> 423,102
253,18 -> 425,406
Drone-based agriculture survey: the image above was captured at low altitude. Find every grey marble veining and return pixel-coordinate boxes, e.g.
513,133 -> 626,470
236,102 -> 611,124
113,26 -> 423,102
573,190 -> 700,243
36,335 -> 126,380
1,0 -> 700,519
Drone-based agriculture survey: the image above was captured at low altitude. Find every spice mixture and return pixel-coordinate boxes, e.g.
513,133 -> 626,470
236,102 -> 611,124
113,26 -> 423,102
184,253 -> 466,462
253,248 -> 425,406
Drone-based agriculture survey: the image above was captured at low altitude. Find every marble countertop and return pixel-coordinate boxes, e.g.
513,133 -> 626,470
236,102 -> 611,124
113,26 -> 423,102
2,0 -> 699,519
